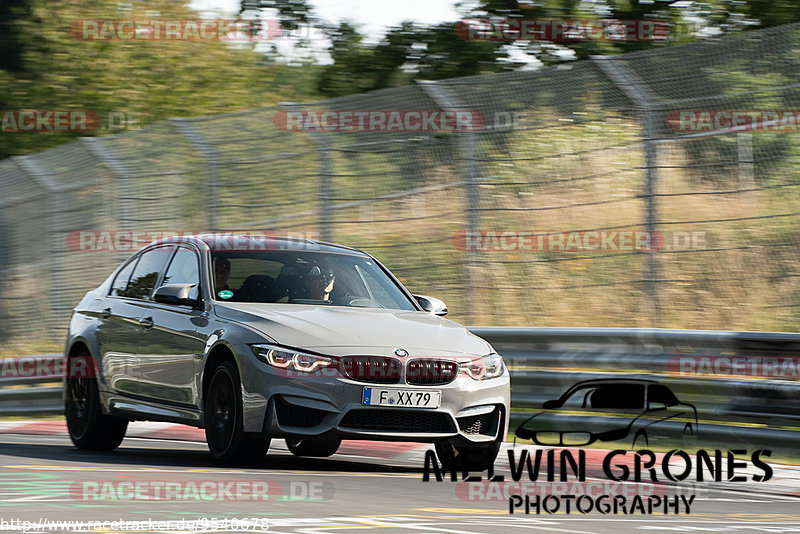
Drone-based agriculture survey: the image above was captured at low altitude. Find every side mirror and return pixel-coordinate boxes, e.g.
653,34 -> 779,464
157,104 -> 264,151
153,283 -> 201,308
542,400 -> 560,410
413,295 -> 448,316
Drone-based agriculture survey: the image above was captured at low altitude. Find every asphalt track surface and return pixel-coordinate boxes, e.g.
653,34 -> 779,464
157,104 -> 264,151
0,432 -> 799,533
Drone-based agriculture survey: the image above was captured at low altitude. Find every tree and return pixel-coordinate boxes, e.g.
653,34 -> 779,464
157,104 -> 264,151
0,0 -> 36,73
0,0 -> 302,158
239,0 -> 313,31
245,0 -> 800,98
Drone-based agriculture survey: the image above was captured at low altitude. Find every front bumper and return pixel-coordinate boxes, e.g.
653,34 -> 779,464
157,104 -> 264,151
239,359 -> 510,445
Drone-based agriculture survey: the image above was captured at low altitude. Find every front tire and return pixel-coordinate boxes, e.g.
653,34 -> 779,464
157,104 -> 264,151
204,360 -> 270,466
286,437 -> 341,457
65,353 -> 128,451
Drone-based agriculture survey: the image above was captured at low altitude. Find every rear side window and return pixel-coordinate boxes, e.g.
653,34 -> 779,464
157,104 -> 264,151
648,384 -> 679,407
162,247 -> 200,300
124,246 -> 172,299
110,258 -> 138,297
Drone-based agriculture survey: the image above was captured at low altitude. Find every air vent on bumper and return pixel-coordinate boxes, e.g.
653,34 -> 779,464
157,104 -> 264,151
340,409 -> 455,433
275,397 -> 328,428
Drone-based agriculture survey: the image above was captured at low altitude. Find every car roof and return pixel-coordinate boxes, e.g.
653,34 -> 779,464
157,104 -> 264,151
560,378 -> 662,395
570,378 -> 658,386
143,234 -> 369,257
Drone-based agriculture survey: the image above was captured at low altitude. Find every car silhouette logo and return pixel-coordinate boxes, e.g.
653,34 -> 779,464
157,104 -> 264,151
394,349 -> 409,357
514,378 -> 698,448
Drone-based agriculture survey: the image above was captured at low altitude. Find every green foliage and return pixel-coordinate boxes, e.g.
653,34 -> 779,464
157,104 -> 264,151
0,0 -> 315,158
239,0 -> 313,30
253,0 -> 800,98
0,0 -> 36,73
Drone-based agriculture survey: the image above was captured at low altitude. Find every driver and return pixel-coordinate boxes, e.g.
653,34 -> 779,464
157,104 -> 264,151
214,257 -> 232,292
303,265 -> 335,301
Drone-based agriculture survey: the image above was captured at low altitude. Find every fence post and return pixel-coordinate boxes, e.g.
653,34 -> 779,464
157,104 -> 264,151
170,118 -> 220,232
593,57 -> 662,326
81,137 -> 135,240
0,203 -> 7,340
280,103 -> 333,242
418,80 -> 481,323
737,132 -> 756,210
14,156 -> 62,336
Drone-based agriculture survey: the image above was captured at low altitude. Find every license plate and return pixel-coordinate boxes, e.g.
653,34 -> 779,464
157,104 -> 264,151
362,388 -> 441,408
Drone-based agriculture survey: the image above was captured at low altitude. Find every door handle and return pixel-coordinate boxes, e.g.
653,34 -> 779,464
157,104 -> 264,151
101,307 -> 112,319
139,316 -> 154,328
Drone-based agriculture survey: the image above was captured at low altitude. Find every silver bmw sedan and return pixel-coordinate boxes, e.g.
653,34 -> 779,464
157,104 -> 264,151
64,234 -> 510,469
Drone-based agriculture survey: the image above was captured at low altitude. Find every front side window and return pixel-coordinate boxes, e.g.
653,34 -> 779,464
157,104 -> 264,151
162,247 -> 200,300
125,246 -> 172,299
588,384 -> 645,410
210,250 -> 415,311
109,257 -> 138,297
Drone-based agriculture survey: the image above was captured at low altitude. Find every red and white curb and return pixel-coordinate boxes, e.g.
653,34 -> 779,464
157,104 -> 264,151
0,420 -> 427,459
1,421 -> 799,496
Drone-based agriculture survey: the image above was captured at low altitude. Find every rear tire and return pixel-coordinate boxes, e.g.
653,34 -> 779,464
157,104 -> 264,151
205,360 -> 270,466
435,440 -> 501,472
681,423 -> 697,447
286,437 -> 341,457
65,353 -> 128,451
632,429 -> 649,449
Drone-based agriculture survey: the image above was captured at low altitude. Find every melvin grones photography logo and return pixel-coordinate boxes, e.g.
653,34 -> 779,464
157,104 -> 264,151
421,378 -> 773,516
422,446 -> 773,516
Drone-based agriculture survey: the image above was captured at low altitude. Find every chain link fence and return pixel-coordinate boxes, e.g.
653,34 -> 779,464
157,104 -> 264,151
2,22 -> 800,345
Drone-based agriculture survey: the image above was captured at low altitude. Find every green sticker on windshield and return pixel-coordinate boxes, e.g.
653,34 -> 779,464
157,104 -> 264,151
218,290 -> 233,300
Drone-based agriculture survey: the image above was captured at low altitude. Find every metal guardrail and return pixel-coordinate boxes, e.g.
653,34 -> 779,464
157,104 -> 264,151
0,353 -> 64,416
3,328 -> 800,450
473,328 -> 800,451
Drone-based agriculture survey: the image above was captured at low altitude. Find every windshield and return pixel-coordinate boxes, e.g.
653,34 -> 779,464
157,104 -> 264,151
210,250 -> 416,311
560,383 -> 646,410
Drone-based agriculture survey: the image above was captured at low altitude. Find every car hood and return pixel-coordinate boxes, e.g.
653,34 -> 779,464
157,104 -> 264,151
214,303 -> 492,357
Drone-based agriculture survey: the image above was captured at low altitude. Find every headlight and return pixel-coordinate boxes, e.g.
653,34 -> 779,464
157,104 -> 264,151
251,344 -> 334,373
460,353 -> 505,380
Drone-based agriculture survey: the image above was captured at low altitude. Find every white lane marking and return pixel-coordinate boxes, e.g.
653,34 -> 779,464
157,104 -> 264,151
284,518 -> 479,534
487,524 -> 593,533
1,464 -> 422,479
637,526 -> 800,532
0,422 -> 34,431
4,494 -> 56,502
125,422 -> 179,435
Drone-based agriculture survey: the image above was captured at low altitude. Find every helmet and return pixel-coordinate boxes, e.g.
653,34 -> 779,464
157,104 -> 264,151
305,265 -> 335,284
277,262 -> 334,300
